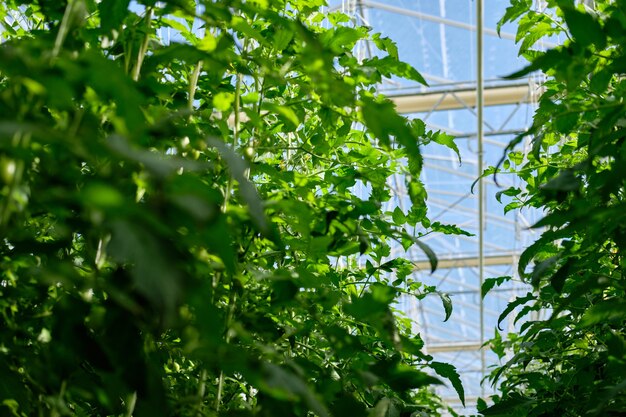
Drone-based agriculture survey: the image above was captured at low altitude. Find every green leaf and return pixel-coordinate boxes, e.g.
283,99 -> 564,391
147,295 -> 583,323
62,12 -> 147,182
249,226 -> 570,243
231,16 -> 269,46
213,92 -> 235,111
365,56 -> 428,86
392,207 -> 405,225
368,397 -> 400,417
81,183 -> 124,209
589,67 -> 613,94
481,394 -> 536,416
372,34 -> 399,59
530,256 -> 558,287
432,131 -> 460,164
430,221 -> 473,236
497,0 -> 532,35
99,0 -> 130,32
108,220 -> 184,321
550,258 -> 571,293
197,32 -> 217,52
495,187 -> 521,203
504,48 -> 568,79
262,102 -> 300,130
581,299 -> 626,327
430,361 -> 465,406
561,7 -> 606,48
273,27 -> 294,51
517,230 -> 567,276
375,363 -> 443,392
258,363 -> 331,417
361,97 -> 422,175
414,239 -> 438,273
481,276 -> 510,299
407,177 -> 427,207
540,169 -> 579,191
436,292 -> 452,322
321,26 -> 365,52
209,138 -> 269,234
497,292 -> 535,330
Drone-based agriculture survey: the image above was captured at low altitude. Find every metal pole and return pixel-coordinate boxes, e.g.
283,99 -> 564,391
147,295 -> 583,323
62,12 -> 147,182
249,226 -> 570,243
477,0 -> 486,398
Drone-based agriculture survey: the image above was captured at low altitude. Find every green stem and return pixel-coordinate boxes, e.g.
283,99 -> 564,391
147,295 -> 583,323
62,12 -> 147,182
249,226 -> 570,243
193,369 -> 207,416
188,61 -> 203,112
132,7 -> 153,82
0,132 -> 29,229
214,372 -> 225,412
221,39 -> 247,212
215,286 -> 238,412
52,0 -> 76,58
124,391 -> 137,417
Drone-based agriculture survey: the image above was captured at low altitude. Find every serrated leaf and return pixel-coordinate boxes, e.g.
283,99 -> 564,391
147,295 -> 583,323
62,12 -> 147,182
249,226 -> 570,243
365,56 -> 428,86
430,221 -> 473,236
497,0 -> 532,35
372,34 -> 399,59
392,207 -> 405,225
430,361 -> 465,406
432,131 -> 460,164
481,276 -> 510,298
497,292 -> 535,330
407,177 -> 427,207
518,232 -> 558,276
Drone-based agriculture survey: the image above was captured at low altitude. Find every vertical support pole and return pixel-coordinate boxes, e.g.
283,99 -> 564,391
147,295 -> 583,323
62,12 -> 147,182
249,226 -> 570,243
476,0 -> 486,397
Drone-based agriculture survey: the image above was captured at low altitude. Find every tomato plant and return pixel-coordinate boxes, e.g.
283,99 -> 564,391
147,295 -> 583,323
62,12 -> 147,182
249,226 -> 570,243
482,1 -> 626,415
0,1 -> 464,416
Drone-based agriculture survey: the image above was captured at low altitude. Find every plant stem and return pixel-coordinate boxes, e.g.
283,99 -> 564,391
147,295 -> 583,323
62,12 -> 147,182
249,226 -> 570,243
221,39 -> 247,212
52,0 -> 76,58
188,61 -> 203,112
132,7 -> 153,82
193,369 -> 207,416
215,286 -> 237,412
214,372 -> 225,412
0,131 -> 28,229
125,391 -> 137,417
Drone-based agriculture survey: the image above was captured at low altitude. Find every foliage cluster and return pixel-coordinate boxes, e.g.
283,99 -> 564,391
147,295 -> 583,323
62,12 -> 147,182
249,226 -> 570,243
481,0 -> 626,415
0,0 -> 464,416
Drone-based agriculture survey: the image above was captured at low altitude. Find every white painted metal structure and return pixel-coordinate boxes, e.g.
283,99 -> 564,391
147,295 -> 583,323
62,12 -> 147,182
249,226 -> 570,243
332,0 -> 552,413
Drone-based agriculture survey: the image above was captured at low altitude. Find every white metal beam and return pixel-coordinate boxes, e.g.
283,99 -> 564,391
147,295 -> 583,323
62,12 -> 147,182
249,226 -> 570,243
413,254 -> 517,271
426,341 -> 483,353
389,83 -> 532,114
